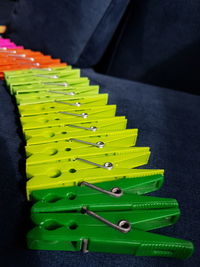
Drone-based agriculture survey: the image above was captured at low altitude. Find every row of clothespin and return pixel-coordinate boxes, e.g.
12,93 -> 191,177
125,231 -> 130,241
0,37 -> 194,258
0,38 -> 66,79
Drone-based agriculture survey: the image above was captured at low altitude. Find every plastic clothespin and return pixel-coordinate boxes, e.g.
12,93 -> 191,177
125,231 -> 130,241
9,77 -> 90,93
20,104 -> 116,122
16,91 -> 106,106
22,116 -> 125,134
26,166 -> 164,196
26,146 -> 150,166
18,94 -> 109,115
10,80 -> 92,95
6,69 -> 81,86
14,85 -> 100,105
30,177 -> 176,213
30,174 -> 164,198
25,127 -> 136,146
4,66 -> 72,79
20,105 -> 117,130
1,62 -> 67,79
27,211 -> 193,259
26,148 -> 151,179
30,187 -> 180,231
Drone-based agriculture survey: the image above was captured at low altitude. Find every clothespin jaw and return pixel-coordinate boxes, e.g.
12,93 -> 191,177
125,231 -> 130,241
27,212 -> 194,259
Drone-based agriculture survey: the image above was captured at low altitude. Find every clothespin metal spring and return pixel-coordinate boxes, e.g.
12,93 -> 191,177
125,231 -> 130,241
48,90 -> 75,95
67,124 -> 97,131
69,138 -> 105,148
76,158 -> 113,170
80,181 -> 123,197
82,207 -> 131,233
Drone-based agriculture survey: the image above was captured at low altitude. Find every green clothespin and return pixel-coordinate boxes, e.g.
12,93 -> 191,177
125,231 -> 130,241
30,178 -> 177,212
27,210 -> 193,258
20,105 -> 117,130
30,208 -> 180,232
30,174 -> 164,199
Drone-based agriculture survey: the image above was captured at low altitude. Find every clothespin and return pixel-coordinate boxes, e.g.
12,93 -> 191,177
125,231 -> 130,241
4,66 -> 71,79
25,127 -> 136,145
8,76 -> 89,94
30,174 -> 164,198
27,210 -> 193,258
27,180 -> 193,258
26,146 -> 150,167
26,166 -> 164,196
30,177 -> 173,212
14,85 -> 100,105
20,105 -> 117,130
0,49 -> 67,78
6,68 -> 80,86
19,94 -> 109,114
18,94 -> 109,116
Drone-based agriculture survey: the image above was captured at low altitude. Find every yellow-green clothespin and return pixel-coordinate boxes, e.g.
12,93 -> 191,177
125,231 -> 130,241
6,67 -> 79,86
26,168 -> 164,197
4,66 -> 72,80
26,145 -> 150,166
10,77 -> 90,94
15,85 -> 100,104
25,128 -> 136,146
20,105 -> 117,130
18,94 -> 109,116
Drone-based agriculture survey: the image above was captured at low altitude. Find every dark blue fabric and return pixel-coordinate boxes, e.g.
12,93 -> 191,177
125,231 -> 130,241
98,0 -> 200,94
6,0 -> 129,66
0,71 -> 199,266
0,0 -> 15,24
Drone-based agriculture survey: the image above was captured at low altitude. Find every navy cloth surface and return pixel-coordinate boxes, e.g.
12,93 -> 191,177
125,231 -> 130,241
97,0 -> 200,94
6,0 -> 129,66
0,70 -> 199,266
0,0 -> 15,24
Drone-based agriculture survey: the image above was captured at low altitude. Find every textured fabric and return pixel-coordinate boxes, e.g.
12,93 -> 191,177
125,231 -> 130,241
98,0 -> 200,94
6,0 -> 129,66
0,71 -> 199,266
0,0 -> 15,24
